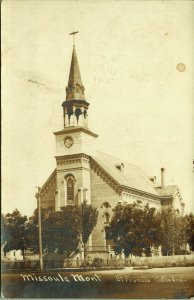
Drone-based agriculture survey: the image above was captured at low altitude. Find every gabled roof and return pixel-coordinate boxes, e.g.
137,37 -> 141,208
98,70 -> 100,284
155,185 -> 178,197
92,151 -> 159,196
155,185 -> 184,210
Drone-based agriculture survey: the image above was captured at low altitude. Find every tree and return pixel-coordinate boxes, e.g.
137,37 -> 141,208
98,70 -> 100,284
107,202 -> 162,257
81,202 -> 98,258
25,207 -> 81,255
25,203 -> 98,257
25,208 -> 52,253
160,207 -> 184,255
49,206 -> 82,254
1,209 -> 27,259
183,213 -> 194,252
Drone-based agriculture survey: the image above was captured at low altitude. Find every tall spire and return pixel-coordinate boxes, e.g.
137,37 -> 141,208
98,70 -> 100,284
62,33 -> 90,128
66,46 -> 85,101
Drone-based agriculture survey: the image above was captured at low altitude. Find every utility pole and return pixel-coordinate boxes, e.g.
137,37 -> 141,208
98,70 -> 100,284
36,187 -> 43,271
22,237 -> 26,265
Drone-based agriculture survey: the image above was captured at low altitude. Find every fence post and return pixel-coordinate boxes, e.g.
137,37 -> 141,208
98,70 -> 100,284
76,257 -> 79,267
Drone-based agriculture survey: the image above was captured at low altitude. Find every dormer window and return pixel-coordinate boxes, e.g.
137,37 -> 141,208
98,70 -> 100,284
149,176 -> 156,183
116,163 -> 124,172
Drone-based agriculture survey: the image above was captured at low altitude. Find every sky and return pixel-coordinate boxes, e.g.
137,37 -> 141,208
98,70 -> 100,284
2,0 -> 194,216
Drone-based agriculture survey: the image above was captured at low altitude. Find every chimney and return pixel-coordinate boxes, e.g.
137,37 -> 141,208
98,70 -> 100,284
161,168 -> 165,188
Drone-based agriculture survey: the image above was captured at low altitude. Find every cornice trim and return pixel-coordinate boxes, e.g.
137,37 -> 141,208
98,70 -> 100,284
90,157 -> 122,194
53,127 -> 98,138
121,185 -> 161,201
40,169 -> 57,196
56,153 -> 90,166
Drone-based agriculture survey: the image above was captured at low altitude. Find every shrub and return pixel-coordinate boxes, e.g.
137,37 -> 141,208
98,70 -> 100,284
81,260 -> 90,268
91,257 -> 104,268
171,262 -> 177,267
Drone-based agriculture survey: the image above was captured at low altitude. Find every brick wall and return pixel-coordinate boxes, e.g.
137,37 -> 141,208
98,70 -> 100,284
90,168 -> 121,246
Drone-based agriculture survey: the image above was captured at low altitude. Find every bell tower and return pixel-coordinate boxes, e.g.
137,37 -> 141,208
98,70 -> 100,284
54,33 -> 98,157
53,32 -> 98,209
63,44 -> 89,128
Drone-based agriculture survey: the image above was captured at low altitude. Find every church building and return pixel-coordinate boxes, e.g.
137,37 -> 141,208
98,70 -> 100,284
39,38 -> 185,257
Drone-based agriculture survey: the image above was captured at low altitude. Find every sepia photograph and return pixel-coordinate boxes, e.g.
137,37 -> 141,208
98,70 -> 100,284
1,0 -> 194,298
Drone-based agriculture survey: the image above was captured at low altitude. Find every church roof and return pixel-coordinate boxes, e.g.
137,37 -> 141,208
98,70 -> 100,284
155,185 -> 184,209
155,185 -> 178,197
92,151 -> 159,196
66,46 -> 85,101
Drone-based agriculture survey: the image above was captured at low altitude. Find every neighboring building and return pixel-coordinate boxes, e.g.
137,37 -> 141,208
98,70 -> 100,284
1,245 -> 23,262
39,42 -> 184,257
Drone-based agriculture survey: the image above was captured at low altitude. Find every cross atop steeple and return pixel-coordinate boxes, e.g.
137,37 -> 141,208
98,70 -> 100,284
69,30 -> 79,46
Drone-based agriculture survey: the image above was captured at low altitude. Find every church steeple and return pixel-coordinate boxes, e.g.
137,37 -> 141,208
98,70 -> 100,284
62,37 -> 89,128
54,33 -> 98,158
66,45 -> 85,101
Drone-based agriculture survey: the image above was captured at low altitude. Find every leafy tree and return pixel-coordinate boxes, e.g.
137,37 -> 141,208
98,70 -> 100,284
25,207 -> 81,255
107,202 -> 162,257
160,207 -> 185,255
81,202 -> 98,258
25,203 -> 98,257
183,213 -> 194,252
25,208 -> 53,253
49,206 -> 82,254
1,209 -> 27,259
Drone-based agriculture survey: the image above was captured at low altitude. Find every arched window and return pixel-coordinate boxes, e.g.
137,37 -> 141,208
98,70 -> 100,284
104,213 -> 110,224
65,175 -> 75,205
75,108 -> 82,123
83,110 -> 87,119
102,202 -> 111,209
67,178 -> 74,201
105,226 -> 114,248
67,108 -> 73,123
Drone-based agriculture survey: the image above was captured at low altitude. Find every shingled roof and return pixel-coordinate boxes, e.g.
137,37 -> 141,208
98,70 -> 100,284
92,151 -> 159,196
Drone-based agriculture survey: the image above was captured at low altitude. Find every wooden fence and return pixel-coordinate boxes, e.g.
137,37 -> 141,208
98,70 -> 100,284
124,254 -> 194,268
64,254 -> 194,268
2,254 -> 194,270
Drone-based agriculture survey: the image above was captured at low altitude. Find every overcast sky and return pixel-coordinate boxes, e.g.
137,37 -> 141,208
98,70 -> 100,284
2,0 -> 194,216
